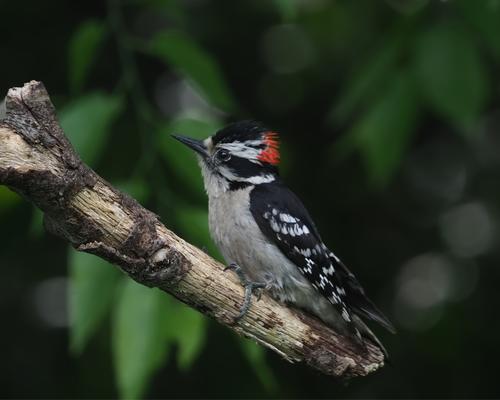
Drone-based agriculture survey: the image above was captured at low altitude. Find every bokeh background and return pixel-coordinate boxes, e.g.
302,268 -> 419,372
1,0 -> 500,398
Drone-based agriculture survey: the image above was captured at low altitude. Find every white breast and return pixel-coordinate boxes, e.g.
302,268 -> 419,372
207,185 -> 347,331
208,187 -> 313,301
208,186 -> 263,274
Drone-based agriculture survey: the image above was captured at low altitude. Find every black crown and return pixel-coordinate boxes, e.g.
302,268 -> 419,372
212,120 -> 269,145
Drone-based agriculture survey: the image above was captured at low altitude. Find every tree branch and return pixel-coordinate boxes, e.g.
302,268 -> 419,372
0,81 -> 385,379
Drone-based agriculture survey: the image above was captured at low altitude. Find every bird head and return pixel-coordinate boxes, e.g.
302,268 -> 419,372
173,120 -> 280,195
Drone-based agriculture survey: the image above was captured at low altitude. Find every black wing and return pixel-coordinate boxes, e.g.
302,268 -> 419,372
326,252 -> 395,333
250,181 -> 395,333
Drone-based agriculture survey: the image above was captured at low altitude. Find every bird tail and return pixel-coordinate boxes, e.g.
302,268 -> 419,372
333,258 -> 396,333
351,295 -> 396,334
352,314 -> 390,359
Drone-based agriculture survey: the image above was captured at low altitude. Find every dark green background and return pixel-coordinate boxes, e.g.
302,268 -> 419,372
1,0 -> 500,398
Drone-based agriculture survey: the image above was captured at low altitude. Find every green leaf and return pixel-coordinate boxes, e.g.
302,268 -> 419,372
239,339 -> 278,393
113,280 -> 170,400
60,92 -> 123,166
457,0 -> 500,61
176,206 -> 220,258
29,207 -> 44,238
150,31 -> 237,112
347,73 -> 419,187
159,118 -> 221,200
68,20 -> 106,93
412,23 -> 489,130
115,179 -> 151,204
273,0 -> 298,21
330,35 -> 401,125
69,249 -> 121,354
163,301 -> 207,371
0,186 -> 21,214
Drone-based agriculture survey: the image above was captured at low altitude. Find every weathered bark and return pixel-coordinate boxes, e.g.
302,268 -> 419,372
0,81 -> 385,379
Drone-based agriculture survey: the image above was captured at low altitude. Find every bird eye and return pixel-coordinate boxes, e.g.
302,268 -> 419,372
217,149 -> 231,162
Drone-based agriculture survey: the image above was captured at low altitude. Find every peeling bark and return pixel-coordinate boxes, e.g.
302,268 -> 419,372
0,81 -> 385,379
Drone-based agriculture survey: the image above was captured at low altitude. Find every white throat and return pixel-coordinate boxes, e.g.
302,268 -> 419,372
199,159 -> 275,198
199,160 -> 229,198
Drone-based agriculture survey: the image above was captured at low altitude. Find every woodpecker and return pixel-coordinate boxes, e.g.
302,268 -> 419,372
172,120 -> 395,356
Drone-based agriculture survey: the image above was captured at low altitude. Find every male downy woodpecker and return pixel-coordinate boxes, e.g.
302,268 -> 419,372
173,121 -> 395,356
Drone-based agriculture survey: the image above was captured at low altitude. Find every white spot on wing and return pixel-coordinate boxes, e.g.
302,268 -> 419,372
329,293 -> 341,304
270,220 -> 280,232
294,225 -> 303,236
279,213 -> 297,223
322,264 -> 335,275
302,258 -> 315,274
341,307 -> 351,322
301,248 -> 311,257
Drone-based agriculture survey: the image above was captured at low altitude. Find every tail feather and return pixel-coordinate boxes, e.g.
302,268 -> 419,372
351,296 -> 396,334
352,314 -> 390,359
334,259 -> 396,333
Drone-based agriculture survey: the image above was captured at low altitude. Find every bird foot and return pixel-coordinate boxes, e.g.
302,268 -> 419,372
224,262 -> 266,321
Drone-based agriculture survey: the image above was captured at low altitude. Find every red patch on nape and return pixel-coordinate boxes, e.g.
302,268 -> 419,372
257,131 -> 280,165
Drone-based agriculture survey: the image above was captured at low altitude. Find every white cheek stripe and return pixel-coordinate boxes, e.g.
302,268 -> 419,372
244,174 -> 275,184
218,165 -> 275,184
218,142 -> 263,164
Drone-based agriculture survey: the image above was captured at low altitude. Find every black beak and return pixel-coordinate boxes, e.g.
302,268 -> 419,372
171,135 -> 208,158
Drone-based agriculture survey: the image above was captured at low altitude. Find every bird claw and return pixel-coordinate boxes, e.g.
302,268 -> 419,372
224,262 -> 266,321
223,262 -> 238,273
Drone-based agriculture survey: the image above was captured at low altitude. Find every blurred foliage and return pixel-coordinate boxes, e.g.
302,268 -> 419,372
1,0 -> 500,398
159,118 -> 221,200
0,186 -> 21,214
112,280 -> 171,399
68,19 -> 107,94
338,73 -> 419,186
149,31 -> 237,113
413,22 -> 489,131
60,92 -> 124,166
69,250 -> 121,354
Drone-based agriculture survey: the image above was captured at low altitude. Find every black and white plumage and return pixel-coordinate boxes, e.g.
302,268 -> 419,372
251,182 -> 395,334
172,120 -> 395,356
